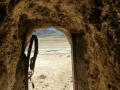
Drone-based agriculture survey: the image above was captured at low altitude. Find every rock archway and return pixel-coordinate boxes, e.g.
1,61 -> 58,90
0,0 -> 120,90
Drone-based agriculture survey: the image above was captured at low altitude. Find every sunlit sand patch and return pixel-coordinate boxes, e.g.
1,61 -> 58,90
28,38 -> 73,90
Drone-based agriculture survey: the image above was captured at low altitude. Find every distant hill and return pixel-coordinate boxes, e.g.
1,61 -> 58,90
33,28 -> 66,38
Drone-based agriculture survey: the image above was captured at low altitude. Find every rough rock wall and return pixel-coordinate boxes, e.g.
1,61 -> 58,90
0,0 -> 120,90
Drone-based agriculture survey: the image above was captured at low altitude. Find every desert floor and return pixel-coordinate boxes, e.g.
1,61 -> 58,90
28,38 -> 73,90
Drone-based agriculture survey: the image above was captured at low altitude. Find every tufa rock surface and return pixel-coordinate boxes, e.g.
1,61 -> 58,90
0,0 -> 120,90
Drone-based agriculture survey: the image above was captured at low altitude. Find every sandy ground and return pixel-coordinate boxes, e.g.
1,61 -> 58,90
28,38 -> 73,90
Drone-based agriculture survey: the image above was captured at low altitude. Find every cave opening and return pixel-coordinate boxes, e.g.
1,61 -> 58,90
26,27 -> 73,90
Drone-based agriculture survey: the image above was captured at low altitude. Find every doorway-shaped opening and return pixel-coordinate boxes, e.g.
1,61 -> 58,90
28,27 -> 73,90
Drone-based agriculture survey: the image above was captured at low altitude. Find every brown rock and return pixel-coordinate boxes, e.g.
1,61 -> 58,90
0,0 -> 120,90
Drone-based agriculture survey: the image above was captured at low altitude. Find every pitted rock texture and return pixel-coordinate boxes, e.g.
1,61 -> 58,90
0,0 -> 120,90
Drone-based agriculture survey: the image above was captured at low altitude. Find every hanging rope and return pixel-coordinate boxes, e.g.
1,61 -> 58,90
24,35 -> 38,90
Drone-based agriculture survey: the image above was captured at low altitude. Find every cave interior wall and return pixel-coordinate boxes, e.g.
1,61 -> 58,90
0,0 -> 120,90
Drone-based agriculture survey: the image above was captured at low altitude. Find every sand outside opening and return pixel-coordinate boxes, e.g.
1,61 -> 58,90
25,28 -> 73,90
